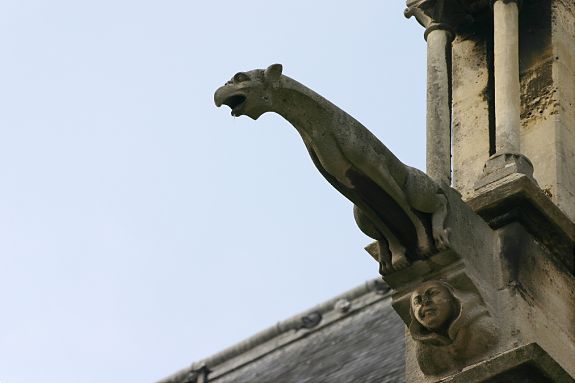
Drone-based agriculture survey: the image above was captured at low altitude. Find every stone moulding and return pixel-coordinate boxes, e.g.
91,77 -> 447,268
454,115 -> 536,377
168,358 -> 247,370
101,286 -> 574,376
468,173 -> 575,273
439,343 -> 575,383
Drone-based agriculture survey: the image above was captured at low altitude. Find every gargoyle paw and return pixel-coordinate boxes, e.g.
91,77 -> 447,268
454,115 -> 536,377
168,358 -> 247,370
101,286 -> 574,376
419,242 -> 433,257
391,253 -> 409,271
379,262 -> 392,275
433,228 -> 450,250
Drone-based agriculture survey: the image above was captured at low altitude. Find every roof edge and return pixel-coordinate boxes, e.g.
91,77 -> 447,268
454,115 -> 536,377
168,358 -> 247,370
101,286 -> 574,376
156,278 -> 391,383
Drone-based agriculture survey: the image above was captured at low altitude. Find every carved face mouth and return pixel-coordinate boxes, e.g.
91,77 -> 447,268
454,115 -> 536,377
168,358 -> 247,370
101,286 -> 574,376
420,307 -> 436,319
223,94 -> 246,116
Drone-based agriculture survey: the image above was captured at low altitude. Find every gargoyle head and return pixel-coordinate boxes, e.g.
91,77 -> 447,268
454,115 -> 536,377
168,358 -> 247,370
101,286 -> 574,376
214,64 -> 283,120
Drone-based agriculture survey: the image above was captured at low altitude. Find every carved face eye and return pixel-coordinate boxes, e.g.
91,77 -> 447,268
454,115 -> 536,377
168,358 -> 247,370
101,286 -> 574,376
412,296 -> 422,306
234,72 -> 249,83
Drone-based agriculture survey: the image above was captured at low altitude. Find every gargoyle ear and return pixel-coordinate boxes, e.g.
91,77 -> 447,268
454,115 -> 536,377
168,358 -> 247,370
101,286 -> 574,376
264,63 -> 283,82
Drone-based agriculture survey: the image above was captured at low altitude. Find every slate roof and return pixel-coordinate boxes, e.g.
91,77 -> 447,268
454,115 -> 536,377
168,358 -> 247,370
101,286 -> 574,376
158,279 -> 405,383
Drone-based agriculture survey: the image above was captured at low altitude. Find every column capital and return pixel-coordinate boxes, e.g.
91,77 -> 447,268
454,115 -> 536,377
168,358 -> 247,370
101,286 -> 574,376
405,0 -> 470,40
490,0 -> 523,11
491,0 -> 522,5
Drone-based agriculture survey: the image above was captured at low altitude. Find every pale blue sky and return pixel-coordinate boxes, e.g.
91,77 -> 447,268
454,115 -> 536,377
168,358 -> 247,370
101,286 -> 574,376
0,1 -> 425,382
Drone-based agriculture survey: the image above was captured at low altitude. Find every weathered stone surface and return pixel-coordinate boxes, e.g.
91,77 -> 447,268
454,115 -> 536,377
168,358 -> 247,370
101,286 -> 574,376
446,5 -> 575,378
469,173 -> 575,272
474,152 -> 535,190
493,222 -> 575,378
451,17 -> 492,200
493,0 -> 521,155
440,343 -> 574,383
517,0 -> 575,222
405,0 -> 461,186
425,28 -> 452,186
451,1 -> 575,224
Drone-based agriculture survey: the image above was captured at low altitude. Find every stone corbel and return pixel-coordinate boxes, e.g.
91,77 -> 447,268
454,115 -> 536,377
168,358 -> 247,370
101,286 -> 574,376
393,275 -> 498,377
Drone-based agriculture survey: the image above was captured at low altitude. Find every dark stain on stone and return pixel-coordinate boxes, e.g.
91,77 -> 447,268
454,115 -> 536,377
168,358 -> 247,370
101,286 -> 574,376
520,60 -> 555,121
519,0 -> 552,73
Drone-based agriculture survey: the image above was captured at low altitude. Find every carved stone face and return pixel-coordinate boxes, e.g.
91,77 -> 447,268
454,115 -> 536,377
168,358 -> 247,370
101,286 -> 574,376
410,281 -> 456,331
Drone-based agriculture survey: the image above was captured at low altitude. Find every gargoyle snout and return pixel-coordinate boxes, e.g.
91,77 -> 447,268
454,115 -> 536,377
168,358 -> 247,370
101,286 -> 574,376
214,85 -> 249,117
214,86 -> 226,107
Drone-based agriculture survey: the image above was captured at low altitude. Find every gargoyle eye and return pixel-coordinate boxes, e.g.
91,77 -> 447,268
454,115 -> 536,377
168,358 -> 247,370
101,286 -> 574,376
234,72 -> 249,83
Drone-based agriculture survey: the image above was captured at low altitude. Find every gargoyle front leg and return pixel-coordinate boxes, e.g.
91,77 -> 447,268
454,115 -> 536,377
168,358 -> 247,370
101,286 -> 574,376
354,205 -> 409,273
373,164 -> 432,255
404,170 -> 450,253
431,193 -> 449,250
388,237 -> 409,271
353,159 -> 432,255
365,241 -> 392,274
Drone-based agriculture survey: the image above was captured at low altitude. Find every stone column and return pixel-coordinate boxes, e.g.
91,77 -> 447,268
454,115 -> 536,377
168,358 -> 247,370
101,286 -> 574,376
475,0 -> 535,189
405,0 -> 459,186
493,0 -> 520,154
425,26 -> 453,185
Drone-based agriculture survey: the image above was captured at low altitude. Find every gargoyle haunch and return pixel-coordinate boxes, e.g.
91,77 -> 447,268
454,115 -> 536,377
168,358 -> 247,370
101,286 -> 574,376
214,64 -> 449,273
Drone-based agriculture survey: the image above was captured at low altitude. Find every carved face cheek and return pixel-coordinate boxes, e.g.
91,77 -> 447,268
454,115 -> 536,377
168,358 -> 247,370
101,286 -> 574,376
411,296 -> 425,323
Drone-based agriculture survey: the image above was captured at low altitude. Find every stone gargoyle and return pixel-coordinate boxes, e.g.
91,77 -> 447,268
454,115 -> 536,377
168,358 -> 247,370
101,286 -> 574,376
214,64 -> 449,273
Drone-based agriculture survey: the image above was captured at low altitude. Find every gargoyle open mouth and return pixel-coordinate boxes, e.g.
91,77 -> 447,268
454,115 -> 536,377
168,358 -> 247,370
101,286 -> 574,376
223,94 -> 246,116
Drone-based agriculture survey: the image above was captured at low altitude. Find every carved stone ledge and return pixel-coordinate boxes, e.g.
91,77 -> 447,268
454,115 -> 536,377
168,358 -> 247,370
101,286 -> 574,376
382,251 -> 461,289
439,343 -> 574,382
468,173 -> 575,273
